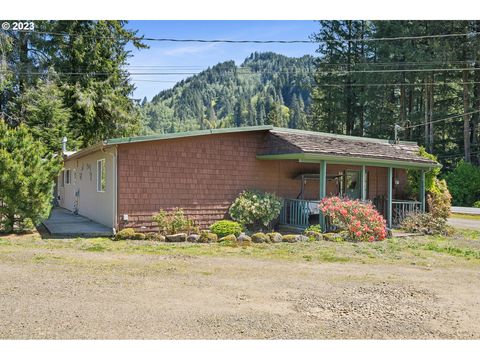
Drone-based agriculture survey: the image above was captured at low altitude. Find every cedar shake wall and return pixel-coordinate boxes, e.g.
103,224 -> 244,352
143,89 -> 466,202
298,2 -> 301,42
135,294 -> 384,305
116,131 -> 407,231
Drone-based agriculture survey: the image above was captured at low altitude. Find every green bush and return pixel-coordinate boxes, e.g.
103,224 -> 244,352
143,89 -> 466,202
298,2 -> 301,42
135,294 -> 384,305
305,224 -> 322,233
474,201 -> 480,208
444,160 -> 480,206
115,228 -> 136,240
406,147 -> 440,196
400,213 -> 454,236
0,120 -> 62,233
152,208 -> 197,235
427,178 -> 451,220
209,220 -> 243,238
228,190 -> 282,231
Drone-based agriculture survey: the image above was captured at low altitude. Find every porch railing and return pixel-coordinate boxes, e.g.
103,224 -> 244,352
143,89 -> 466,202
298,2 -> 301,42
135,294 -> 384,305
279,198 -> 333,231
392,200 -> 422,226
279,198 -> 421,231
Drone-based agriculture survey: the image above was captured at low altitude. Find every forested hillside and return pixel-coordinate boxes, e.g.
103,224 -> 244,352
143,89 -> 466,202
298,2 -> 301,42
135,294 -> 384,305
310,20 -> 480,170
140,52 -> 315,133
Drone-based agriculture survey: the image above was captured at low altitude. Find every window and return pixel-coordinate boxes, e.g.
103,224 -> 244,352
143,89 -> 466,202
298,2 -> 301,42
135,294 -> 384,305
65,169 -> 71,185
97,159 -> 106,192
61,171 -> 65,187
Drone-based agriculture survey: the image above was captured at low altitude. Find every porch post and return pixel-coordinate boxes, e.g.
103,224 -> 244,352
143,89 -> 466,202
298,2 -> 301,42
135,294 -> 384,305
360,165 -> 366,201
420,169 -> 426,213
387,167 -> 393,228
319,160 -> 327,229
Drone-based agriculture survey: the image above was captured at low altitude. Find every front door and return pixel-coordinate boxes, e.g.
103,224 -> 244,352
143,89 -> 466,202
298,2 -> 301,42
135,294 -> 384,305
345,170 -> 361,199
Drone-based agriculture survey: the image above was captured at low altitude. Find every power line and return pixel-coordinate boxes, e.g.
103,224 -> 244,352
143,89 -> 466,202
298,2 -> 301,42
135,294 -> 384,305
404,109 -> 480,129
316,81 -> 480,87
438,151 -> 480,159
317,67 -> 480,75
13,29 -> 480,44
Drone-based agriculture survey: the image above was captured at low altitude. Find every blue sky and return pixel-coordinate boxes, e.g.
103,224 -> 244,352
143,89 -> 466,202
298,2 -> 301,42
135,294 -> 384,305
125,21 -> 319,100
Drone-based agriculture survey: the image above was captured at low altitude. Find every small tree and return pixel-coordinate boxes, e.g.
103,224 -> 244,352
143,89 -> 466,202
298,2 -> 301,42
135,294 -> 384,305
0,120 -> 61,232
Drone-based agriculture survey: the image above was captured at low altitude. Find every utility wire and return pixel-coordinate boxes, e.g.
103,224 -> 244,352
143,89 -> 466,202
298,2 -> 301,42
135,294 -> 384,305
14,29 -> 480,44
404,109 -> 480,129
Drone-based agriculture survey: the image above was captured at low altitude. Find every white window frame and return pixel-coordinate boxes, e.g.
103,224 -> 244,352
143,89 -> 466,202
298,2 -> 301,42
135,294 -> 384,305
97,159 -> 106,192
64,169 -> 71,185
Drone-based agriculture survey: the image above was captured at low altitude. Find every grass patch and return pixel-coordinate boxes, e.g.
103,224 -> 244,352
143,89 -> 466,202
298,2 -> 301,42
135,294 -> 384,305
450,213 -> 480,221
1,230 -> 480,267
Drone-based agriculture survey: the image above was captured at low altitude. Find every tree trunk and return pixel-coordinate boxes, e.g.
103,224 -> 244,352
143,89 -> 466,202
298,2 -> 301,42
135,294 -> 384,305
428,79 -> 435,153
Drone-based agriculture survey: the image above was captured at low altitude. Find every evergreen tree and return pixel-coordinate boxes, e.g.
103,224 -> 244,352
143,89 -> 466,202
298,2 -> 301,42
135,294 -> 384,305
0,119 -> 62,232
14,77 -> 73,153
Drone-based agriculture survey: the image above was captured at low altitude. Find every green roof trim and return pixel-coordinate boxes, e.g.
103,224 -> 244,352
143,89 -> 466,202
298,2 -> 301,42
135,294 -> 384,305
256,152 -> 442,170
106,125 -> 274,145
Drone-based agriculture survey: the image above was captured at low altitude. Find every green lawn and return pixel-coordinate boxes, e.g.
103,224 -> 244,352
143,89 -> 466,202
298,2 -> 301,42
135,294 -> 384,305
1,229 -> 480,268
450,213 -> 480,221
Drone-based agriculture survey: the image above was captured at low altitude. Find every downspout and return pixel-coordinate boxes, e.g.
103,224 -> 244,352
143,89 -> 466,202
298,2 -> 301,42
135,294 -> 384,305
101,145 -> 118,234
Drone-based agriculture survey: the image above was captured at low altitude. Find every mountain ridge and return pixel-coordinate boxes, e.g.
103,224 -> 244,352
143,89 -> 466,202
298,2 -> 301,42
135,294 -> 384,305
140,52 -> 315,134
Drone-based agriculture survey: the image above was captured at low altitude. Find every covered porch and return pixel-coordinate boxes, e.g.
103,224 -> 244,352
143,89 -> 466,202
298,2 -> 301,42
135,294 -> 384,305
256,129 -> 440,231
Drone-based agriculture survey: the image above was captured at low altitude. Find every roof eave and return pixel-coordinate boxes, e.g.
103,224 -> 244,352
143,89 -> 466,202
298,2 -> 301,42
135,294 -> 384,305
256,152 -> 441,170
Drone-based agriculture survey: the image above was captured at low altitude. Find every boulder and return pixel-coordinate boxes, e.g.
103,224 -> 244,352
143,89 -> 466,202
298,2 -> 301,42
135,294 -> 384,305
219,234 -> 237,247
251,232 -> 270,243
237,233 -> 252,247
282,234 -> 309,243
267,232 -> 283,243
305,230 -> 323,241
323,232 -> 344,242
165,233 -> 187,242
187,234 -> 200,243
146,232 -> 166,242
198,232 -> 218,243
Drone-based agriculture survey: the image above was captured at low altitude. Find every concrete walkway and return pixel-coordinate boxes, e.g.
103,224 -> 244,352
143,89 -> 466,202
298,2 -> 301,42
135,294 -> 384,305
43,207 -> 113,237
448,217 -> 480,231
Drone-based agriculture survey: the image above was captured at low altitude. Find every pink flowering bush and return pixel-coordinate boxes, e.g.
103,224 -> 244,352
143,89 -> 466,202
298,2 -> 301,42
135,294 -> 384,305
319,197 -> 387,242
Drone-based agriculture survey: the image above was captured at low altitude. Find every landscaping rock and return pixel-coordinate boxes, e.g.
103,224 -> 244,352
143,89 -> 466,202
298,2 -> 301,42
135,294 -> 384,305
187,234 -> 200,243
251,232 -> 269,243
267,232 -> 283,243
219,234 -> 237,247
165,233 -> 187,242
198,232 -> 218,243
305,231 -> 323,241
323,232 -> 345,242
145,233 -> 165,242
236,233 -> 252,247
282,234 -> 309,243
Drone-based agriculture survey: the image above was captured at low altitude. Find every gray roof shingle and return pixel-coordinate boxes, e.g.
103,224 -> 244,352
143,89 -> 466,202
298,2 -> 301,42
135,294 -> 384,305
258,129 -> 439,166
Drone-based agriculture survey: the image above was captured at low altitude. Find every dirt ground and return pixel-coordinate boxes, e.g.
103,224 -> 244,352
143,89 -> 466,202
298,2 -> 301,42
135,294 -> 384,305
1,235 -> 480,339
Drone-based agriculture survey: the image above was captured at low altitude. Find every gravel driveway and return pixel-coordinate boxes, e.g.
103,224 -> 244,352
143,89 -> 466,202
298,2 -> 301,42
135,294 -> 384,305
1,246 -> 479,339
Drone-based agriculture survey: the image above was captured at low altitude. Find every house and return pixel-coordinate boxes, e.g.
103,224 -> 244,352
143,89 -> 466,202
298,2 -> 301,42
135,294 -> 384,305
56,125 -> 440,232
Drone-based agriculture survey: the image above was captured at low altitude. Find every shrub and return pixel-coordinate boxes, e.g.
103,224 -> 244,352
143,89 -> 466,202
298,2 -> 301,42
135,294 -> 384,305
305,224 -> 322,233
401,213 -> 454,236
209,220 -> 243,238
152,208 -> 197,235
319,197 -> 387,242
474,201 -> 480,208
444,160 -> 480,206
406,147 -> 440,196
0,120 -> 62,233
115,228 -> 136,240
427,178 -> 451,220
228,190 -> 282,230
